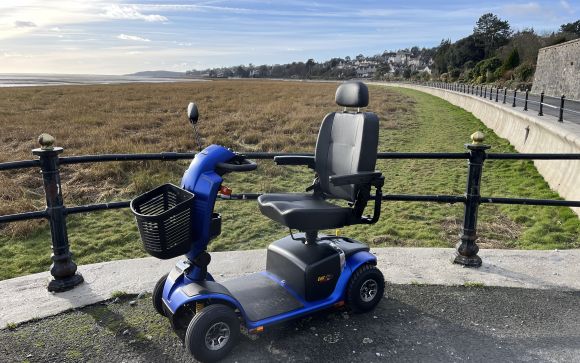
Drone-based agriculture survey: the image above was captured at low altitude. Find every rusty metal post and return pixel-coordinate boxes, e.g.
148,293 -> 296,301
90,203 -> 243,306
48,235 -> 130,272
32,134 -> 83,292
503,88 -> 507,104
538,92 -> 544,116
512,89 -> 517,107
524,90 -> 529,111
454,132 -> 489,268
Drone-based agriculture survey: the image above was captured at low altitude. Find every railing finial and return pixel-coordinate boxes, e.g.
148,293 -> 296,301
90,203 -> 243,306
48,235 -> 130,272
470,131 -> 485,145
38,133 -> 55,150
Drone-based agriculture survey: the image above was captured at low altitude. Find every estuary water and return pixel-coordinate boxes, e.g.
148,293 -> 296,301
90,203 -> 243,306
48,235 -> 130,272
0,73 -> 205,87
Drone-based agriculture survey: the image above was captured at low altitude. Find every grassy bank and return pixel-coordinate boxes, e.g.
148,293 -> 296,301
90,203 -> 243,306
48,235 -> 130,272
0,81 -> 578,280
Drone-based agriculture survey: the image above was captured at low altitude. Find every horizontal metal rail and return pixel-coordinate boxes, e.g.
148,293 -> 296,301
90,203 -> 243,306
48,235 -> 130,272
487,153 -> 580,160
0,210 -> 47,223
6,151 -> 580,171
0,159 -> 40,171
1,139 -> 579,288
480,197 -> 580,207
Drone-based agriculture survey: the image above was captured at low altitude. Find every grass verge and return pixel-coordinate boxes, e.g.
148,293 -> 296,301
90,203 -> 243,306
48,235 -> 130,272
0,82 -> 578,280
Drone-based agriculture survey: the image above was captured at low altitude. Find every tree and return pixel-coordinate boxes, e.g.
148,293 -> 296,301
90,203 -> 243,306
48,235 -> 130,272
234,65 -> 249,78
374,63 -> 391,79
306,58 -> 316,77
502,48 -> 520,71
473,13 -> 512,57
433,39 -> 452,75
560,20 -> 580,36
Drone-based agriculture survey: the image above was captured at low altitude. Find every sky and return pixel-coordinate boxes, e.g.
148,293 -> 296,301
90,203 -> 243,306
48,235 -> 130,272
0,0 -> 578,75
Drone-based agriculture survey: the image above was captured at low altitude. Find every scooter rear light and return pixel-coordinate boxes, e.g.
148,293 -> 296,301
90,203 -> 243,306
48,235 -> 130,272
249,326 -> 264,334
219,185 -> 232,196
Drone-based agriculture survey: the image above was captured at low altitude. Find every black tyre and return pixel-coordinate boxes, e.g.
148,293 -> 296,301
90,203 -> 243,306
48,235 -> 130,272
346,264 -> 385,313
185,304 -> 240,363
152,273 -> 169,316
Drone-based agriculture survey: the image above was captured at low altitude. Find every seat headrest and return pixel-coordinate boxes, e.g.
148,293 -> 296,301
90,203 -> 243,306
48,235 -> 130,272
335,81 -> 369,108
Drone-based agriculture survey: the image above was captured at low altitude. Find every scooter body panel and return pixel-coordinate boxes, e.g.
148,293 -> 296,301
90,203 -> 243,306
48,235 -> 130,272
180,144 -> 235,261
163,250 -> 377,330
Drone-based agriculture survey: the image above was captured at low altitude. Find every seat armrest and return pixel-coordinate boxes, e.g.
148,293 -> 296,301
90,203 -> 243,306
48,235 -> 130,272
274,156 -> 315,169
329,171 -> 383,187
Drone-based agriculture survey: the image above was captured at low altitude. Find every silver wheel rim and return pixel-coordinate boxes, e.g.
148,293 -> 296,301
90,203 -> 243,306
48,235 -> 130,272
205,322 -> 230,351
360,279 -> 378,302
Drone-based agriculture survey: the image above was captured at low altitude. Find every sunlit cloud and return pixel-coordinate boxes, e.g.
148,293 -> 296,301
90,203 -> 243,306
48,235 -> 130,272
103,5 -> 168,22
117,34 -> 151,42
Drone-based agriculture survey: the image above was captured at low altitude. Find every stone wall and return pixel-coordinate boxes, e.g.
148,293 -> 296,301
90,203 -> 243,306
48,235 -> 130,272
531,38 -> 580,100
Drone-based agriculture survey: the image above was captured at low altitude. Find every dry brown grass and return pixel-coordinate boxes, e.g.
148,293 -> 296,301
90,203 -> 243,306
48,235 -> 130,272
0,80 -> 394,236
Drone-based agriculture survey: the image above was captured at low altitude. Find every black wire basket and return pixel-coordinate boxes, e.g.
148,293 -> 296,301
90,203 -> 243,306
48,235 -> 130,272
130,183 -> 195,259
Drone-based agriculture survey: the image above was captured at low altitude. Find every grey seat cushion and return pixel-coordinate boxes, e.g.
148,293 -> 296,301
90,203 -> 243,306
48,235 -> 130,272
258,193 -> 353,231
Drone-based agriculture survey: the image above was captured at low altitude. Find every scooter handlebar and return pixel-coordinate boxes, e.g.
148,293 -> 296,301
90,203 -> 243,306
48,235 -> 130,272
215,158 -> 257,173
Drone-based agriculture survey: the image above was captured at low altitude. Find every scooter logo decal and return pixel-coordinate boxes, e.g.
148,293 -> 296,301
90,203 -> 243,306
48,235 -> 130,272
317,274 -> 334,283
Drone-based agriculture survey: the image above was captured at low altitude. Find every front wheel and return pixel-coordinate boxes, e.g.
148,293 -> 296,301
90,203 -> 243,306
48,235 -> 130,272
152,273 -> 169,316
185,304 -> 240,362
346,264 -> 385,313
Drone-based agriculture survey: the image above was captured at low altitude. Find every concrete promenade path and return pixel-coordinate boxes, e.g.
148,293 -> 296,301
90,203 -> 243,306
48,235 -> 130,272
1,247 -> 579,327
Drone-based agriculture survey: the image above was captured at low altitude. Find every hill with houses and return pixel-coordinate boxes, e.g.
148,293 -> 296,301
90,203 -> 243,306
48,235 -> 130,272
187,48 -> 435,81
187,15 -> 579,87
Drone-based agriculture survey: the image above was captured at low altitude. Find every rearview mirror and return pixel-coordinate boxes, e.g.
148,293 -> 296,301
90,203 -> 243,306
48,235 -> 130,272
187,102 -> 199,124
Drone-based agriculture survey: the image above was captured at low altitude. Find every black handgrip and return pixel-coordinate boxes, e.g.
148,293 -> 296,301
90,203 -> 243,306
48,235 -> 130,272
215,159 -> 257,173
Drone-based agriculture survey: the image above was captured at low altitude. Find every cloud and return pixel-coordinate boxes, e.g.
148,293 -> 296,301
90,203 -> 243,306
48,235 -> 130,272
104,5 -> 168,22
117,34 -> 151,42
503,2 -> 543,15
560,0 -> 574,13
14,20 -> 37,28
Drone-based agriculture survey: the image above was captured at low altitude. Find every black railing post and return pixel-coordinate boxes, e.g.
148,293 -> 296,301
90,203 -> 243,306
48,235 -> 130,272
503,88 -> 507,104
454,131 -> 489,268
32,134 -> 83,292
484,87 -> 487,98
512,89 -> 517,107
489,87 -> 493,100
495,88 -> 499,102
524,90 -> 529,111
558,95 -> 565,122
539,91 -> 544,116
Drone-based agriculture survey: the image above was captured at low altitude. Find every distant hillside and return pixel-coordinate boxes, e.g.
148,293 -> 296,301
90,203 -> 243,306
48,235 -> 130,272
126,70 -> 187,78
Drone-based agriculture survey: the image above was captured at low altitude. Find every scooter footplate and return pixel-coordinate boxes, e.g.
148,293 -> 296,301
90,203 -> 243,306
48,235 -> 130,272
222,273 -> 303,322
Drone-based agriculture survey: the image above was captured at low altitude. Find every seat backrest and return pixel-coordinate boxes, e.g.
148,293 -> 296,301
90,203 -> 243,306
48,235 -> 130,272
315,82 -> 379,202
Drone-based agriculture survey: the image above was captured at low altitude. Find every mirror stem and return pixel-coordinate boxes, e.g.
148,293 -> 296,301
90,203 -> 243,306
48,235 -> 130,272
193,124 -> 203,151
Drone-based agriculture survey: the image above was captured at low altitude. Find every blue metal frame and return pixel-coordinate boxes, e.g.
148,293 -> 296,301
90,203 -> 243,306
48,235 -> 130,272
164,250 -> 376,329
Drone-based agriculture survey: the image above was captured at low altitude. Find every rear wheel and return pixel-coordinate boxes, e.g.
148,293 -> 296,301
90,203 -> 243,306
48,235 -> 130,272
185,304 -> 240,362
346,264 -> 384,313
152,273 -> 169,316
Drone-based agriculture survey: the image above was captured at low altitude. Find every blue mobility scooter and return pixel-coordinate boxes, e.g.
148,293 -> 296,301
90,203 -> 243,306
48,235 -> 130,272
131,81 -> 385,362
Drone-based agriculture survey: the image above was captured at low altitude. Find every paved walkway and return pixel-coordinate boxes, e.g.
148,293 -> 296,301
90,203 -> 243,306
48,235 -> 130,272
1,247 -> 579,327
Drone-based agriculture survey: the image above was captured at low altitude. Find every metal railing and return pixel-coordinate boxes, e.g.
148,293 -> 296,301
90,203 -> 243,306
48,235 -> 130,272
423,82 -> 580,125
1,134 -> 579,291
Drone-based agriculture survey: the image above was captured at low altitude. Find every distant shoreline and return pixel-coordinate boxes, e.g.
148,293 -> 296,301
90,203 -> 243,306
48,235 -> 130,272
0,74 -> 206,88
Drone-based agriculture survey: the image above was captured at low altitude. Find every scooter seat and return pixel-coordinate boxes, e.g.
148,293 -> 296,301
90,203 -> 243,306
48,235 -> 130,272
258,193 -> 354,231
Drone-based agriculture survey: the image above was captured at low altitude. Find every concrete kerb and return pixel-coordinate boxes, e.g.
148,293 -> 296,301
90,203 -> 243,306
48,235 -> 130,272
1,247 -> 579,328
380,83 -> 580,216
